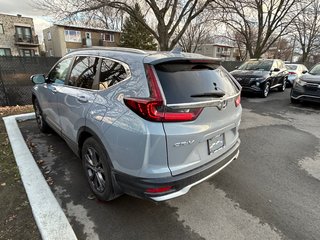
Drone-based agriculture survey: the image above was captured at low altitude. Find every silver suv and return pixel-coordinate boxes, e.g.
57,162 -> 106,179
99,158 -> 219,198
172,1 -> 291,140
31,48 -> 242,201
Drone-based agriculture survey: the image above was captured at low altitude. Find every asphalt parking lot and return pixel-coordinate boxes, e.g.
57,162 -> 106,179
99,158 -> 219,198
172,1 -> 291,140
19,88 -> 320,240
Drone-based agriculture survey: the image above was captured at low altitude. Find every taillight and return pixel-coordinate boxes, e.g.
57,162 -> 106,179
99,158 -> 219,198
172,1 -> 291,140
124,65 -> 203,122
235,95 -> 241,107
289,72 -> 296,75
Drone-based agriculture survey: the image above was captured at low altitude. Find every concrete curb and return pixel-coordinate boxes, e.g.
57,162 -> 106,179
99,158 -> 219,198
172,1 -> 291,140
3,113 -> 77,240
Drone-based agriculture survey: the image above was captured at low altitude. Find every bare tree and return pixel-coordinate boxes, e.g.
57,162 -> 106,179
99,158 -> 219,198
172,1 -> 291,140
292,0 -> 320,63
215,0 -> 310,58
33,0 -> 215,51
178,13 -> 214,52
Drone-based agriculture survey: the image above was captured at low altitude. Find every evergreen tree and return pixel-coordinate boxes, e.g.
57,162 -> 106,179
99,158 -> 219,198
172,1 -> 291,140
120,4 -> 157,50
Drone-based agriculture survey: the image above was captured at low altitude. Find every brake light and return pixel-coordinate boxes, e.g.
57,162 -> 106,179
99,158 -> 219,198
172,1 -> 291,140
124,65 -> 203,122
145,186 -> 173,194
288,72 -> 296,75
235,95 -> 241,107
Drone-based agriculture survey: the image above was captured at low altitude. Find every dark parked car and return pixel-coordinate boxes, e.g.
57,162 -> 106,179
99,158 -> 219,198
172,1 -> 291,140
291,63 -> 320,104
230,59 -> 288,97
30,47 -> 242,201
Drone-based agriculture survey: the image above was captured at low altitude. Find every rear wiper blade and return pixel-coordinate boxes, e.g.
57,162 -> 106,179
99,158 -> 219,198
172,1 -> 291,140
191,91 -> 225,98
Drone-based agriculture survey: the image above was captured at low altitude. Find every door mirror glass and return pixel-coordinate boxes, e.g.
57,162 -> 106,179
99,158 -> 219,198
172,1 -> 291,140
31,74 -> 45,84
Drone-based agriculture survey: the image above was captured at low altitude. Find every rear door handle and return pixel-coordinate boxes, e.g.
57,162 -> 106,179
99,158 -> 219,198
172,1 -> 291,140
77,96 -> 88,103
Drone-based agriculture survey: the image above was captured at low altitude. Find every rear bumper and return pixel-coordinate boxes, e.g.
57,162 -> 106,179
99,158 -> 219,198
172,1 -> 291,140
241,85 -> 263,93
113,138 -> 240,201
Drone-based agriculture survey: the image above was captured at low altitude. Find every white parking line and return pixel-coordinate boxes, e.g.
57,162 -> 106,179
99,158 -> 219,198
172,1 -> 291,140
3,113 -> 77,240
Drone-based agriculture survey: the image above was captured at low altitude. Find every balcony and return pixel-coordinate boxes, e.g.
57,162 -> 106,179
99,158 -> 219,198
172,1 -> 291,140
14,34 -> 39,46
220,51 -> 231,56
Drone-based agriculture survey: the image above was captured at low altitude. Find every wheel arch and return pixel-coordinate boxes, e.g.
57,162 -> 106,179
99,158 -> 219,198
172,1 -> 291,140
77,127 -> 114,169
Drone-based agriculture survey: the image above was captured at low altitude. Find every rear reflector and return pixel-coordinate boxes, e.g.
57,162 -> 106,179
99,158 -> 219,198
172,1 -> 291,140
124,65 -> 203,122
145,186 -> 173,194
235,95 -> 241,107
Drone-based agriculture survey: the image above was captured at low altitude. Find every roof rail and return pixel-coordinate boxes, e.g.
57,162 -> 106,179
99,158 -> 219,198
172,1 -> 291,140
72,47 -> 148,55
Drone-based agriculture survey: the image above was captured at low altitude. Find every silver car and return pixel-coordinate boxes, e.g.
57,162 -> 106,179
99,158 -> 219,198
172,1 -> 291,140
31,48 -> 242,201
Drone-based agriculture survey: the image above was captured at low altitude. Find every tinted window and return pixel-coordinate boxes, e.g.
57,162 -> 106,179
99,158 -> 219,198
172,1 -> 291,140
48,57 -> 73,84
155,61 -> 238,104
99,59 -> 128,90
69,56 -> 99,89
238,60 -> 273,71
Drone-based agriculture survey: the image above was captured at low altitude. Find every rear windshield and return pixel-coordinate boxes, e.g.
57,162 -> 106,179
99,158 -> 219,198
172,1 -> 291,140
286,65 -> 297,70
154,61 -> 239,104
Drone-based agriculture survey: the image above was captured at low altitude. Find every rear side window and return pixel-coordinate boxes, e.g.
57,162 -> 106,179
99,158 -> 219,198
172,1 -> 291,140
69,56 -> 99,89
154,61 -> 238,104
99,59 -> 128,90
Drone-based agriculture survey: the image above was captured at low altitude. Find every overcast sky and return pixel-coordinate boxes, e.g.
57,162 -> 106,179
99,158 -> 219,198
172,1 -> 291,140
1,0 -> 52,41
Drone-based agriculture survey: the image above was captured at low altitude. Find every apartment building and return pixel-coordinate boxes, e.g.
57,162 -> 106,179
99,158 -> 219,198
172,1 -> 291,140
195,43 -> 236,61
0,13 -> 40,56
43,24 -> 121,57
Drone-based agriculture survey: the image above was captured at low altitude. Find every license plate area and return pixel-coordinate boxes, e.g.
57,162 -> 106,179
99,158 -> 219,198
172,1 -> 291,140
207,133 -> 225,155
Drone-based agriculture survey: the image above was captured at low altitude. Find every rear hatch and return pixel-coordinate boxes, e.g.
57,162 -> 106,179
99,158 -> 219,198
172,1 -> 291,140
154,60 -> 241,176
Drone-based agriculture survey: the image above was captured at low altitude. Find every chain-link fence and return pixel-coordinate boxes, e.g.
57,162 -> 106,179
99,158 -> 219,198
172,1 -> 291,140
0,56 -> 314,106
0,56 -> 60,106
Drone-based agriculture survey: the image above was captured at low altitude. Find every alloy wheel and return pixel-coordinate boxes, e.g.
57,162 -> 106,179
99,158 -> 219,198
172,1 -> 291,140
264,82 -> 270,97
84,147 -> 106,193
34,101 -> 43,129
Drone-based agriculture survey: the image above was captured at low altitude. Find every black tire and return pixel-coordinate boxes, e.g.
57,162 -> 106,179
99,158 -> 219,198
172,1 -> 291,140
33,98 -> 50,133
278,78 -> 286,92
261,81 -> 270,98
291,97 -> 299,104
82,137 -> 116,201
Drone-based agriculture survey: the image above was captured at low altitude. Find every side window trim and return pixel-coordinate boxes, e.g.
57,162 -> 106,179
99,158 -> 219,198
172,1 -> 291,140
92,58 -> 102,90
97,56 -> 132,91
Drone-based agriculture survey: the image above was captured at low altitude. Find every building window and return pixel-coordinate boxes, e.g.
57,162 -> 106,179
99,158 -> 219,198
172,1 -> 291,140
0,24 -> 4,34
64,30 -> 81,42
47,31 -> 52,41
217,47 -> 221,53
0,48 -> 11,56
19,49 -> 34,57
15,26 -> 32,42
49,49 -> 53,57
101,33 -> 114,42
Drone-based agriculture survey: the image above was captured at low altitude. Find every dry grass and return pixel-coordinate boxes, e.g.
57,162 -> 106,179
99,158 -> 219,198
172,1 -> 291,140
0,105 -> 40,239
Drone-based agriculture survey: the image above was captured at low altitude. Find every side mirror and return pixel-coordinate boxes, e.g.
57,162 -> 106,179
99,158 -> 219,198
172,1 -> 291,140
302,70 -> 308,74
31,74 -> 45,84
272,68 -> 280,72
235,66 -> 239,69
